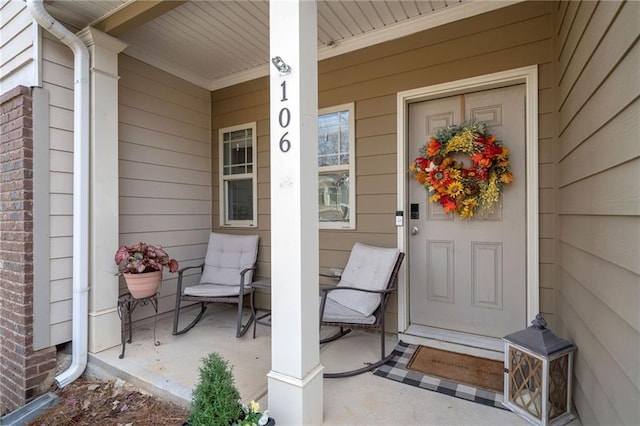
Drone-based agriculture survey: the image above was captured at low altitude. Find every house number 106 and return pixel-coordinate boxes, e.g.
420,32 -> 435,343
278,81 -> 290,153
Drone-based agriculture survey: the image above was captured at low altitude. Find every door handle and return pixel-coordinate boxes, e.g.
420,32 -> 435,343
411,226 -> 419,235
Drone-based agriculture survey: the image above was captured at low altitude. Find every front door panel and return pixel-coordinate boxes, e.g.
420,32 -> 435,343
408,84 -> 527,340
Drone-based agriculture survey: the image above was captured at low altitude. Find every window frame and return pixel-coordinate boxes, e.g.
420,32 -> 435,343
318,103 -> 356,230
218,122 -> 258,228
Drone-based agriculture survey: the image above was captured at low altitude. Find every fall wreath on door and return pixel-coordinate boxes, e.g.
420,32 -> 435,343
409,122 -> 514,219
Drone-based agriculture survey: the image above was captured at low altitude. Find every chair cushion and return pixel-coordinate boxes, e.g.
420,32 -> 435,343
200,233 -> 259,286
184,284 -> 251,298
321,297 -> 376,325
327,243 -> 400,317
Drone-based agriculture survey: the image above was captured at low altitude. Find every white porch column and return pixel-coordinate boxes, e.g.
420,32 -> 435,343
268,1 -> 322,425
78,28 -> 127,353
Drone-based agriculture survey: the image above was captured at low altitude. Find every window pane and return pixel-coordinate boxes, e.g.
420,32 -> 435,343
318,133 -> 338,166
318,172 -> 349,223
230,141 -> 247,164
340,124 -> 349,164
223,130 -> 253,175
226,179 -> 253,221
318,110 -> 349,167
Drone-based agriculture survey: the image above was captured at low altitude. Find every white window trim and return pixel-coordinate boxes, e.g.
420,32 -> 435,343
218,122 -> 258,228
318,103 -> 356,230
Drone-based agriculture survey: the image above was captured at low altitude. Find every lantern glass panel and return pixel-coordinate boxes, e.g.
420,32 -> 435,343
509,347 -> 543,420
549,355 -> 569,420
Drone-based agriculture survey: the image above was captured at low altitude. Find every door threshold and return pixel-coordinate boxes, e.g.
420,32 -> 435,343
400,324 -> 504,361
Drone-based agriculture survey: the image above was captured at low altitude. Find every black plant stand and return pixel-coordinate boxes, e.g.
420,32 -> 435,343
117,292 -> 159,359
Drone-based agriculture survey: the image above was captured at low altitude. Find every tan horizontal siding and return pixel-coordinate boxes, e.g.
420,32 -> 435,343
50,194 -> 71,215
557,1 -> 625,102
118,69 -> 210,113
42,83 -> 73,114
559,100 -> 640,186
119,178 -> 210,200
559,241 -> 639,335
560,160 -> 640,216
0,1 -> 36,89
41,59 -> 73,89
560,215 -> 639,275
120,123 -> 210,157
538,60 -> 556,322
119,54 -> 211,323
38,33 -> 75,346
119,87 -> 210,129
557,289 -> 634,425
558,2 -> 638,133
212,1 -> 555,330
539,214 -> 554,238
554,1 -> 640,424
50,278 -> 72,303
561,331 -> 622,424
560,267 -> 639,390
49,127 -> 72,151
120,54 -> 210,102
49,322 -> 70,348
119,105 -> 209,142
556,1 -> 597,77
559,42 -> 639,159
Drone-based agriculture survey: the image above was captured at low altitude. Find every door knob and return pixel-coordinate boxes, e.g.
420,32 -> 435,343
411,226 -> 419,235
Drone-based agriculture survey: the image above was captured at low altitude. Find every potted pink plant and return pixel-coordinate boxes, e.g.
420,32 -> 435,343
114,242 -> 179,298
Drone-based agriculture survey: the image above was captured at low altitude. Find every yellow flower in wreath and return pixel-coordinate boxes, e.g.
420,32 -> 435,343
446,181 -> 464,198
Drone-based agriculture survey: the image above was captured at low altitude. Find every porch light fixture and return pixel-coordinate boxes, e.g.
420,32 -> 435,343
503,314 -> 577,426
271,56 -> 291,75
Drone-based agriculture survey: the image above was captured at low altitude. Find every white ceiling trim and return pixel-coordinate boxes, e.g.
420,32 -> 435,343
125,0 -> 524,91
209,64 -> 271,92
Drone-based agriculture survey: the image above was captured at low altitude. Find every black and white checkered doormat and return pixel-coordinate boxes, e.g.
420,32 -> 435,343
373,341 -> 506,410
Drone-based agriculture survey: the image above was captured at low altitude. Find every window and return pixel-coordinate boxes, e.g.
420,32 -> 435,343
219,123 -> 257,227
318,103 -> 355,229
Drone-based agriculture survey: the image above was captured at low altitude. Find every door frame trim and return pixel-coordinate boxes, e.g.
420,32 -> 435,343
395,65 -> 539,345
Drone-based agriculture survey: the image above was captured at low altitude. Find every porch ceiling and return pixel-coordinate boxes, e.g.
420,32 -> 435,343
43,0 -> 520,91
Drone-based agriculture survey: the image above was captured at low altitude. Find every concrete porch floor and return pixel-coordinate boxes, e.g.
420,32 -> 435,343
88,305 -> 578,425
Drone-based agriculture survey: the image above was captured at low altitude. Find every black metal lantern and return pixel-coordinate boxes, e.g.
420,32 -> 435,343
503,314 -> 577,426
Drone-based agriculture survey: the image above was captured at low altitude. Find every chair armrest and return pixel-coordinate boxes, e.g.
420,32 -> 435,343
319,286 -> 396,324
319,273 -> 341,281
176,263 -> 204,295
320,286 -> 396,296
239,264 -> 258,290
178,263 -> 204,276
239,264 -> 257,277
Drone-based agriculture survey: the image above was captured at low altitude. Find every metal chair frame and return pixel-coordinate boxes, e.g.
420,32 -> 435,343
172,263 -> 256,338
320,252 -> 405,378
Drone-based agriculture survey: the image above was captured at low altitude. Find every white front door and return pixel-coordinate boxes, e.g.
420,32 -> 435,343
408,84 -> 527,347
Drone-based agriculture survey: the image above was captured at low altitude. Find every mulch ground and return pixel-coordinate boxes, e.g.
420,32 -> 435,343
27,377 -> 190,425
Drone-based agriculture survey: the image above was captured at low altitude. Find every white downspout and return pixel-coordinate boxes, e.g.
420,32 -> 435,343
27,0 -> 90,388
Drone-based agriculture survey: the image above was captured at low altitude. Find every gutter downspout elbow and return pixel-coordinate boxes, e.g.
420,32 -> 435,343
27,0 -> 90,388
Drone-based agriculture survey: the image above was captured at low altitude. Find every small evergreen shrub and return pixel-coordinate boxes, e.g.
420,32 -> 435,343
189,353 -> 242,426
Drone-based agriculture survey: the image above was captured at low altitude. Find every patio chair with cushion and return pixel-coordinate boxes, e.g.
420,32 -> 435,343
319,243 -> 405,378
172,232 -> 259,337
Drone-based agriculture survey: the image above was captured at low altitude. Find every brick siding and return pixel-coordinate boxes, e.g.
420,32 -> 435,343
0,86 -> 56,415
